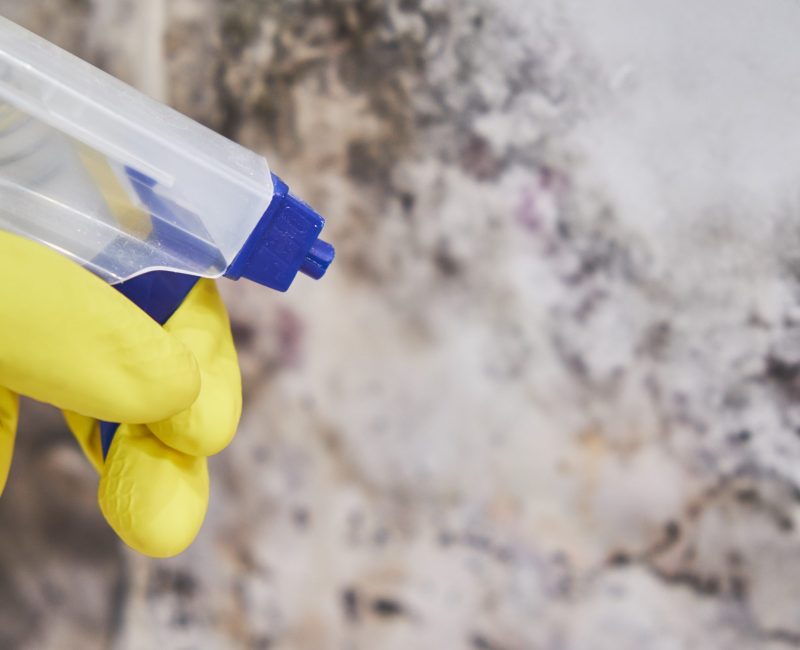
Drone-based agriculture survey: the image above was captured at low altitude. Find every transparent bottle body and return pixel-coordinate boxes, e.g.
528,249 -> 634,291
0,16 -> 273,284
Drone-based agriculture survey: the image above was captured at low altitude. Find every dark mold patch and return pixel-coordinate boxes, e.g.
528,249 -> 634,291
146,568 -> 200,600
470,633 -> 506,650
371,596 -> 406,617
341,587 -> 359,622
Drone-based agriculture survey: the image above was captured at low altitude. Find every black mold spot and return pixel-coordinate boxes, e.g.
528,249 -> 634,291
252,635 -> 274,649
231,319 -> 256,348
173,571 -> 198,598
399,0 -> 421,12
399,192 -> 416,213
347,139 -> 394,187
371,597 -> 405,617
735,488 -> 759,504
212,58 -> 243,140
470,633 -> 504,650
341,587 -> 359,622
608,551 -> 632,566
731,575 -> 748,600
459,134 -> 504,181
220,11 -> 260,55
147,568 -> 199,599
439,530 -> 455,546
292,507 -> 310,529
433,244 -> 462,277
664,521 -> 681,543
658,571 -> 720,596
729,429 -> 751,445
766,355 -> 800,394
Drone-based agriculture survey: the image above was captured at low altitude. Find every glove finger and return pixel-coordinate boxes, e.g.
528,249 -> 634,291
62,410 -> 103,473
99,423 -> 208,558
149,279 -> 242,457
0,387 -> 19,496
0,232 -> 200,423
66,281 -> 240,461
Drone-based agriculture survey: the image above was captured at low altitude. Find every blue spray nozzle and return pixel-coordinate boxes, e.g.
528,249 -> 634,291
301,238 -> 335,279
224,174 -> 335,291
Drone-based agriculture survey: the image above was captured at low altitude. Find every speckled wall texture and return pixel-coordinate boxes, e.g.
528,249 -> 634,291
2,1 -> 800,649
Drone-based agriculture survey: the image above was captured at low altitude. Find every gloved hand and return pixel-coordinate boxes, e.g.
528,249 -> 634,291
0,230 -> 241,557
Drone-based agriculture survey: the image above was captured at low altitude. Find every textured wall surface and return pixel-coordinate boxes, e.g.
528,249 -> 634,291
3,1 -> 800,648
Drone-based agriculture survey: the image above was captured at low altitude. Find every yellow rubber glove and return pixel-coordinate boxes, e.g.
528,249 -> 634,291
0,231 -> 241,557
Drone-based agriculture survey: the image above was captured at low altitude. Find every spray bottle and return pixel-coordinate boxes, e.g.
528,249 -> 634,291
0,16 -> 335,455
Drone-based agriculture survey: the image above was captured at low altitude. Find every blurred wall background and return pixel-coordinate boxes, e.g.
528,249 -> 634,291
3,1 -> 800,648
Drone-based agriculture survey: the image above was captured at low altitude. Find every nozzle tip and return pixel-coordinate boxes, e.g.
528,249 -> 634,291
300,239 -> 335,280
